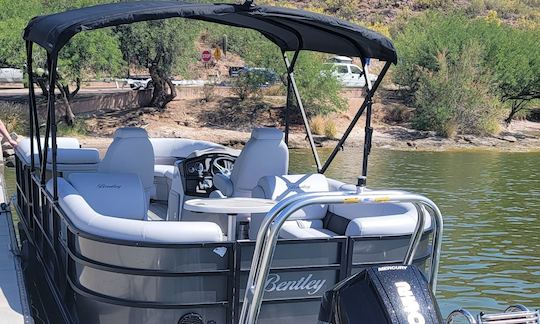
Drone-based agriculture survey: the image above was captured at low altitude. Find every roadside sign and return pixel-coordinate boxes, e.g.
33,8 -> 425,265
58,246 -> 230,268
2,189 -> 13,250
202,50 -> 212,62
213,48 -> 222,61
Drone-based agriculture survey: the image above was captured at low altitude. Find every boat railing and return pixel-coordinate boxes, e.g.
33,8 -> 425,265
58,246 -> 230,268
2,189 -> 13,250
239,189 -> 444,324
446,305 -> 540,324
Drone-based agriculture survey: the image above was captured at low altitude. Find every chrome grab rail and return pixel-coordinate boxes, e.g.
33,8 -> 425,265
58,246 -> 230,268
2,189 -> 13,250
446,305 -> 539,324
239,189 -> 444,324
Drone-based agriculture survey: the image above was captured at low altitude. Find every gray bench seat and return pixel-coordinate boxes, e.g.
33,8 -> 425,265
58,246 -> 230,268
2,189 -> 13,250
47,172 -> 223,243
251,174 -> 431,239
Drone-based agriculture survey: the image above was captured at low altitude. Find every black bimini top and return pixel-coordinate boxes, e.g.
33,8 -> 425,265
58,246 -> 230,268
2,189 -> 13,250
23,1 -> 397,63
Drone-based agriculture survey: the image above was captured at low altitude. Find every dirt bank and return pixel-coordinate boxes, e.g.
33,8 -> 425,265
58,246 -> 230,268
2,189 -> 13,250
76,95 -> 540,153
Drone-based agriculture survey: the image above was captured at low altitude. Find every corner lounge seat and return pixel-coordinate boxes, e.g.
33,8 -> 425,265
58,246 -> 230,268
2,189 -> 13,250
213,127 -> 288,198
47,173 -> 223,243
251,174 -> 431,239
15,137 -> 100,173
150,138 -> 226,201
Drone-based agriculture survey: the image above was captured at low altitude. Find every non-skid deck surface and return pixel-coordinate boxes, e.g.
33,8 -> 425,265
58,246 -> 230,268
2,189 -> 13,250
148,202 -> 168,221
0,165 -> 31,324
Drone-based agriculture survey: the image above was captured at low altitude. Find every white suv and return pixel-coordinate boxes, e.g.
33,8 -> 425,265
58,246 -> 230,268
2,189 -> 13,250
325,62 -> 377,88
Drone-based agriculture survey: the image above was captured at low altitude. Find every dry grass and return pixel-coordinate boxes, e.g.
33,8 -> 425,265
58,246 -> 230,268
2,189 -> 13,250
310,115 -> 325,135
324,118 -> 338,139
0,102 -> 28,135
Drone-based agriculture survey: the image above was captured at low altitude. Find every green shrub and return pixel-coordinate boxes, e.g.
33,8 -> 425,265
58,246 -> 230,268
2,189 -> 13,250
412,45 -> 502,136
393,12 -> 540,132
57,119 -> 89,137
232,72 -> 267,101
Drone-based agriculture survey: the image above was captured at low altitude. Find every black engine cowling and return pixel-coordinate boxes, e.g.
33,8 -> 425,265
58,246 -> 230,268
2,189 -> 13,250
318,265 -> 443,324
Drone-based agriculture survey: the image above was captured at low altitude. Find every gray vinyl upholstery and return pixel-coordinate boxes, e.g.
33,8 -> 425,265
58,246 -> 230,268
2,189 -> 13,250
99,128 -> 155,202
251,173 -> 330,239
15,137 -> 99,174
47,174 -> 224,243
213,128 -> 288,198
252,174 -> 432,239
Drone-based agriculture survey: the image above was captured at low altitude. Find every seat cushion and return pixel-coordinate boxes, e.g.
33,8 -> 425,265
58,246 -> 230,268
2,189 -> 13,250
250,174 -> 330,240
47,177 -> 223,243
253,174 -> 329,220
154,165 -> 175,180
329,203 -> 432,237
279,220 -> 337,239
67,172 -> 147,220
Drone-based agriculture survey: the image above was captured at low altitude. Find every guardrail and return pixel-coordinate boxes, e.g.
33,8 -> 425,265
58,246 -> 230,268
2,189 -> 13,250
239,189 -> 444,324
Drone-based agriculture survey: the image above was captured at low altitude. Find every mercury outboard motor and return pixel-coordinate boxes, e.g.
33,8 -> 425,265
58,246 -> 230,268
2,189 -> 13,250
318,265 -> 443,324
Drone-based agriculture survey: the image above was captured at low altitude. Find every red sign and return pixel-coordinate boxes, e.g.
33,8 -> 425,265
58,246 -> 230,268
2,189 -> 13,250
201,50 -> 212,62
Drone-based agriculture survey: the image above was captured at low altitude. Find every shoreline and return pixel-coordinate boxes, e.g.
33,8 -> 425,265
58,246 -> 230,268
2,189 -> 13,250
78,123 -> 540,155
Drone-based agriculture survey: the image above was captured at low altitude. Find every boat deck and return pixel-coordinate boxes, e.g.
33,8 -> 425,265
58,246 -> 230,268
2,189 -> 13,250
0,160 -> 32,324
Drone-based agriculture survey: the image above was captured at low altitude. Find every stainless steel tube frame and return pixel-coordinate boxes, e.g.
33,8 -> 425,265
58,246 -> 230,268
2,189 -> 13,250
239,190 -> 444,324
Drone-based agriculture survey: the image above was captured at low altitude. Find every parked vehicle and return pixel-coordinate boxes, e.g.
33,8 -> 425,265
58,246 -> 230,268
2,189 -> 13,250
126,75 -> 153,90
0,67 -> 23,83
325,62 -> 378,88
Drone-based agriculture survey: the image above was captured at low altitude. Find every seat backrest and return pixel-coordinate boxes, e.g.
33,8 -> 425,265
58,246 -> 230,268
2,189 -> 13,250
16,137 -> 81,165
67,172 -> 147,220
230,128 -> 288,197
250,173 -> 328,239
99,128 -> 154,194
253,173 -> 329,220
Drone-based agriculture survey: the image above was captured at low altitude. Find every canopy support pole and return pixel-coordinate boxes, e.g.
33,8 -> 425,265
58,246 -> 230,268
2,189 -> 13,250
25,41 -> 39,171
282,51 -> 322,172
320,61 -> 391,176
40,53 -> 59,201
361,59 -> 374,180
284,80 -> 291,145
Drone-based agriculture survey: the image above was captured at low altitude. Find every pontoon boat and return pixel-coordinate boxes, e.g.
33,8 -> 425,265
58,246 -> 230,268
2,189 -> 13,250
13,1 -> 538,324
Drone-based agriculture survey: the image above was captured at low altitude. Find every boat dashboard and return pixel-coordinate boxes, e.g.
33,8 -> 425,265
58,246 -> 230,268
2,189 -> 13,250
178,149 -> 237,197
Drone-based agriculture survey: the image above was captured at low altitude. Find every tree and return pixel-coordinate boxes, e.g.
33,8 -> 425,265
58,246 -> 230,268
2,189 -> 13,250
116,19 -> 199,109
0,0 -> 125,125
393,12 -> 540,132
490,26 -> 540,124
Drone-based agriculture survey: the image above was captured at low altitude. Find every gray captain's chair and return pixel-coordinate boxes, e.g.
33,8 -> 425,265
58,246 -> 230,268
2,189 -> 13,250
212,127 -> 288,198
99,127 -> 155,205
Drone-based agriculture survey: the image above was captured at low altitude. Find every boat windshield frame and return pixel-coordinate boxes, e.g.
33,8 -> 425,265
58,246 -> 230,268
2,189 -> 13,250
22,0 -> 396,201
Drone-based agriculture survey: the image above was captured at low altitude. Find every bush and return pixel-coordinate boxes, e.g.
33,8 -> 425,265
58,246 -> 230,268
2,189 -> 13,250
201,84 -> 216,102
57,119 -> 89,137
412,45 -> 502,137
384,105 -> 414,124
232,72 -> 267,101
393,12 -> 540,133
310,116 -> 325,135
324,118 -> 338,139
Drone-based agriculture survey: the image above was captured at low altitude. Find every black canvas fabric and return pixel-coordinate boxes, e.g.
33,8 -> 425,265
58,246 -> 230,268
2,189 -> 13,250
323,211 -> 351,236
23,1 -> 396,62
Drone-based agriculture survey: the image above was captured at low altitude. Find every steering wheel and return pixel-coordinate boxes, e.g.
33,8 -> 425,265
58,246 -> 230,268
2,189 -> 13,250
212,156 -> 235,177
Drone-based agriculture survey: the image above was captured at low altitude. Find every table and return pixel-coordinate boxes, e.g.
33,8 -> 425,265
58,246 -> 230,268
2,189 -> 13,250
184,198 -> 276,240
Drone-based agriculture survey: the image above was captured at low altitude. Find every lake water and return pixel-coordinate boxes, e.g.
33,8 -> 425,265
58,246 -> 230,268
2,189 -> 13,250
3,148 -> 539,317
291,148 -> 540,316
